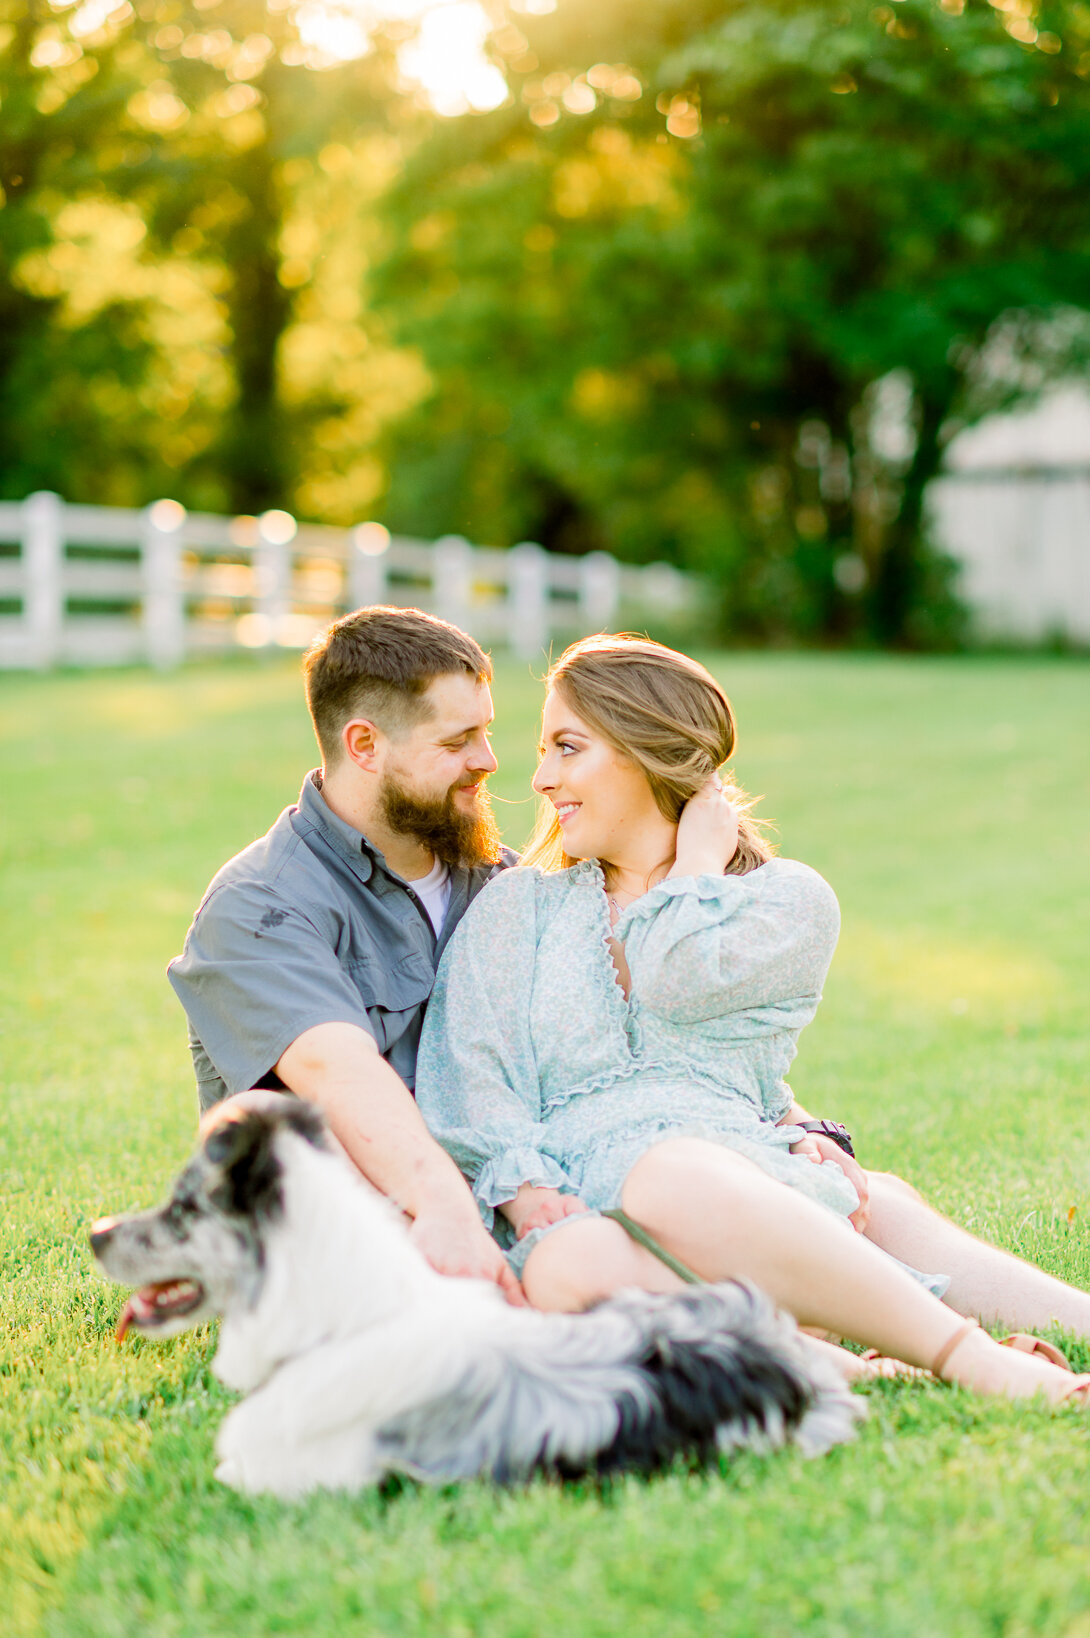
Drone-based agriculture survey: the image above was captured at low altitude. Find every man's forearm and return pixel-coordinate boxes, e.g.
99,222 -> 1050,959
275,1022 -> 478,1222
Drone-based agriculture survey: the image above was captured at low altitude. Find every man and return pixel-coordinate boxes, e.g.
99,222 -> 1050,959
170,604 -> 1090,1338
169,605 -> 523,1300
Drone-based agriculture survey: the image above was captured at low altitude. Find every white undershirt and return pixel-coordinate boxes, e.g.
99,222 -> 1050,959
411,855 -> 452,938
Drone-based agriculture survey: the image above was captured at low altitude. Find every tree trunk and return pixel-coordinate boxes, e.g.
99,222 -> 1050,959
218,131 -> 293,515
869,388 -> 948,647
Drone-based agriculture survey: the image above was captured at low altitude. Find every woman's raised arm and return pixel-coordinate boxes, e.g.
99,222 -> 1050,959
615,859 -> 841,1030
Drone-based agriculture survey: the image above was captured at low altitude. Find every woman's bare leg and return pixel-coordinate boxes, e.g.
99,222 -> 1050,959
865,1171 -> 1090,1335
521,1215 -> 891,1384
521,1216 -> 680,1310
620,1139 -> 1081,1403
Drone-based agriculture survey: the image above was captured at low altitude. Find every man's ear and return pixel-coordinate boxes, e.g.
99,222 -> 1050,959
342,718 -> 382,772
205,1109 -> 283,1220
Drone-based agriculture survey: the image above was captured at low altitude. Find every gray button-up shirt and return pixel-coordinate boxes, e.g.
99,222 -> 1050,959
168,771 -> 515,1112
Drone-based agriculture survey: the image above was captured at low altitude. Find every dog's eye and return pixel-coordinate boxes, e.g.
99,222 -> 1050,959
167,1200 -> 190,1232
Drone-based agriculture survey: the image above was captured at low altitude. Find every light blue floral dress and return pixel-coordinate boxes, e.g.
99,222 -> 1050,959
416,858 -> 946,1294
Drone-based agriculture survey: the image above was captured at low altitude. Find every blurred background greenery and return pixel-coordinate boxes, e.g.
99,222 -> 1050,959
3,0 -> 1089,645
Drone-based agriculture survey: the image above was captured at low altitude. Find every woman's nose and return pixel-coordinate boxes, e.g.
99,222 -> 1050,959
531,760 -> 552,793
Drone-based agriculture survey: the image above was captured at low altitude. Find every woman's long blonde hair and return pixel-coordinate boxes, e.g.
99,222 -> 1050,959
521,634 -> 774,876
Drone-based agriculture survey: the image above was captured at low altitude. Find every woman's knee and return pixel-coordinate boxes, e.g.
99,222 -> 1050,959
521,1218 -> 648,1312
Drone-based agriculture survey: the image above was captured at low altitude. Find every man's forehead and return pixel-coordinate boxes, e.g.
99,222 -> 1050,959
421,672 -> 494,732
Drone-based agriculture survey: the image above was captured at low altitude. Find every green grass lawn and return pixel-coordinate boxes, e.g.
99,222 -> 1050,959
2,651 -> 1089,1638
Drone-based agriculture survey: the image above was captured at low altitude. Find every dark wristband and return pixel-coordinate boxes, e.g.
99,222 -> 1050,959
796,1120 -> 855,1158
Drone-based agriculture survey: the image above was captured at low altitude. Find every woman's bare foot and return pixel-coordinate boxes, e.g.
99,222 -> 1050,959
804,1335 -> 924,1384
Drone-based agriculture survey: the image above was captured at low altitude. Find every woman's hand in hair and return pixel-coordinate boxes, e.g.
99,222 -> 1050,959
501,1184 -> 592,1241
670,776 -> 740,880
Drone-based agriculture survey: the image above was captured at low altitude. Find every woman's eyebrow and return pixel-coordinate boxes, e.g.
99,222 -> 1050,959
543,726 -> 589,744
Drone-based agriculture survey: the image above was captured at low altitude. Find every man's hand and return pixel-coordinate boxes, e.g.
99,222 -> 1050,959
501,1184 -> 592,1241
409,1207 -> 527,1305
789,1133 -> 870,1233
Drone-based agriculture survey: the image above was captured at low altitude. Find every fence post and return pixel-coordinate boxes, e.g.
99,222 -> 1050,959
256,510 -> 295,647
142,499 -> 187,669
349,523 -> 389,609
643,561 -> 690,619
579,550 -> 620,632
510,540 -> 548,660
433,534 -> 473,632
23,490 -> 64,669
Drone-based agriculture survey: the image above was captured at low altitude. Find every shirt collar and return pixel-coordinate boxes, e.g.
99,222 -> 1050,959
298,771 -> 484,898
297,770 -> 376,882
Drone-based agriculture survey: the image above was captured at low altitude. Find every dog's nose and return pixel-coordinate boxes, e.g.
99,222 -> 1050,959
89,1216 -> 119,1256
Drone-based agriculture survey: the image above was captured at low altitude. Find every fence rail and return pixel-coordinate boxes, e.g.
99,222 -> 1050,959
0,494 -> 696,670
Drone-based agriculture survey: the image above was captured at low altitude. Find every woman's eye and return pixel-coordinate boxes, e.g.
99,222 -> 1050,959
559,742 -> 577,756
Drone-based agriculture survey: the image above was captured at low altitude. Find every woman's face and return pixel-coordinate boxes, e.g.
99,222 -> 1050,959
532,688 -> 665,862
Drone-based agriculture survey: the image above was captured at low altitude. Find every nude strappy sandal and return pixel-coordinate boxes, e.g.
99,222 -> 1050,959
999,1333 -> 1071,1370
933,1318 -> 1090,1404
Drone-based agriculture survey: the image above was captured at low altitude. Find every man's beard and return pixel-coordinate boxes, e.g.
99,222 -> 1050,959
378,772 -> 503,869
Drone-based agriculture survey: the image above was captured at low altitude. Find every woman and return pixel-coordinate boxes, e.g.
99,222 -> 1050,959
415,636 -> 1087,1404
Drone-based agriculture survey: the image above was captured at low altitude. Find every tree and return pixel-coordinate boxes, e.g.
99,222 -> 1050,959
0,0 -> 154,501
373,0 -> 1090,643
111,0 -> 403,515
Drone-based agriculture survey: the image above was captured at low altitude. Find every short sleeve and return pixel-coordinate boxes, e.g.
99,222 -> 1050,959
167,879 -> 375,1096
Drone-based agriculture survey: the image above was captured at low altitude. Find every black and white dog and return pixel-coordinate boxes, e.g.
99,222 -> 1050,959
90,1093 -> 861,1497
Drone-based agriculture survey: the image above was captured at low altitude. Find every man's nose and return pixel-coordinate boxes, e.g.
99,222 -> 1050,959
471,741 -> 499,775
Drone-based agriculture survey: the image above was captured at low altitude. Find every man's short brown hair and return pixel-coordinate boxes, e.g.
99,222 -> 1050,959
303,605 -> 492,764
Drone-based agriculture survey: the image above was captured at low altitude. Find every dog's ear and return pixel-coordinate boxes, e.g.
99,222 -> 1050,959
205,1109 -> 283,1220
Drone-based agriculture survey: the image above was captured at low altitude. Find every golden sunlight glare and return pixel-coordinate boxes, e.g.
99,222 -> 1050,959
292,0 -> 531,115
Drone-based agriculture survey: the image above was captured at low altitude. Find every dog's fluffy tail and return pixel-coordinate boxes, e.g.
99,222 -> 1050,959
591,1283 -> 863,1473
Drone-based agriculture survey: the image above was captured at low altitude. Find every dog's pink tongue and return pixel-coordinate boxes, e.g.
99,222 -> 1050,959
116,1298 -> 138,1343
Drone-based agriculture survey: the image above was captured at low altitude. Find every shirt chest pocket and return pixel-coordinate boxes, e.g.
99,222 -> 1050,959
346,955 -> 433,1053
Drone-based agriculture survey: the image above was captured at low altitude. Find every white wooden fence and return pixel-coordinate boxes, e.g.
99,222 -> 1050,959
0,493 -> 696,669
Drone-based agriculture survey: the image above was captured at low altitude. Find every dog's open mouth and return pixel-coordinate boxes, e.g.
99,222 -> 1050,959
116,1279 -> 206,1341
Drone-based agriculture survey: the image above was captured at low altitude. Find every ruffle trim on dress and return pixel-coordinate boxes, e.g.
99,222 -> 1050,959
474,1149 -> 572,1232
539,1055 -> 688,1113
612,871 -> 751,938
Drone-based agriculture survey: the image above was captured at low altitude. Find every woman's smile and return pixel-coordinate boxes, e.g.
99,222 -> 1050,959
532,688 -> 677,871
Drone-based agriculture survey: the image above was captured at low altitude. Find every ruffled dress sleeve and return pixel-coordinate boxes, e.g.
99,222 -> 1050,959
615,859 -> 840,1037
415,869 -> 576,1233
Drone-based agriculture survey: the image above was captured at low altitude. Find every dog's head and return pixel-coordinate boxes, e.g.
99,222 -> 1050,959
90,1092 -> 333,1342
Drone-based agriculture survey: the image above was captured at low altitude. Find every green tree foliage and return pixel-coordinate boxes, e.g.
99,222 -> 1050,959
0,1 -> 410,516
373,0 -> 1090,643
0,0 -> 153,502
114,0 -> 399,513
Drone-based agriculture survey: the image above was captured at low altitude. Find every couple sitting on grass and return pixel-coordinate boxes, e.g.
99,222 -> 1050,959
170,605 -> 1090,1409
